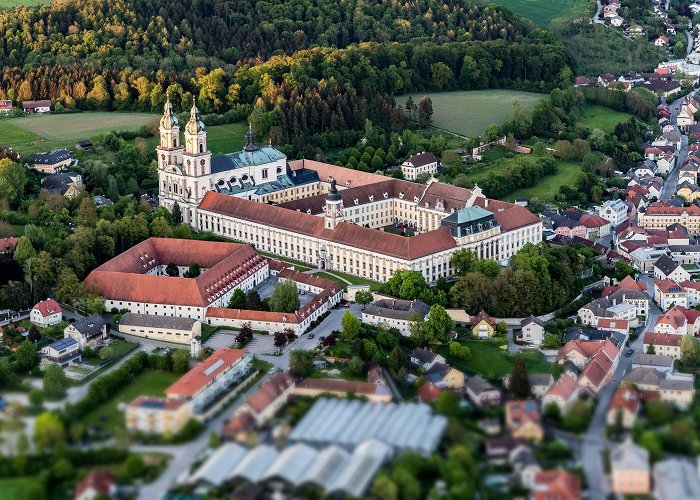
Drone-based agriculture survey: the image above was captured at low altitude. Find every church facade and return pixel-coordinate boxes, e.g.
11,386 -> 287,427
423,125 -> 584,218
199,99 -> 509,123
157,97 -> 320,225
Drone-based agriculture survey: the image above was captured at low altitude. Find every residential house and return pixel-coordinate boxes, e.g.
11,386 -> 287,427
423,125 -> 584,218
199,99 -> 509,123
239,372 -> 296,424
596,318 -> 630,335
0,99 -> 12,113
485,436 -> 529,465
520,316 -> 545,346
677,180 -> 700,202
118,313 -> 201,345
22,99 -> 51,113
410,348 -> 445,371
653,305 -> 700,336
669,244 -> 700,265
465,375 -> 501,407
30,298 -> 63,327
417,381 -> 443,403
578,294 -> 637,327
657,151 -> 677,174
653,279 -> 687,310
40,338 -> 81,368
654,254 -> 692,283
610,438 -> 650,496
362,298 -> 430,336
532,471 -> 581,500
623,367 -> 695,408
564,327 -> 626,348
655,35 -> 670,46
220,411 -> 256,443
598,199 -> 629,227
41,172 -> 83,199
30,148 -> 73,174
75,140 -> 93,151
126,396 -> 191,435
542,374 -> 579,414
425,362 -> 465,389
640,78 -> 681,97
401,152 -> 438,181
74,470 -> 117,500
606,385 -> 641,428
294,378 -> 392,403
470,310 -> 497,338
505,400 -> 543,443
682,280 -> 700,307
529,374 -> 554,398
629,246 -> 669,273
643,333 -> 682,359
63,314 -> 108,349
631,353 -> 675,373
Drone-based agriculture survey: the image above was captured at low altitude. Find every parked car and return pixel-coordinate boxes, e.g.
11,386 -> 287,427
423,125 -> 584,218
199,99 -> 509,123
308,333 -> 315,339
268,367 -> 277,374
625,348 -> 634,357
341,303 -> 350,308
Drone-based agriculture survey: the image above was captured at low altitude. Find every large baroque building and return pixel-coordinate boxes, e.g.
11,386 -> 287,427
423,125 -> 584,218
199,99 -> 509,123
157,103 -> 543,283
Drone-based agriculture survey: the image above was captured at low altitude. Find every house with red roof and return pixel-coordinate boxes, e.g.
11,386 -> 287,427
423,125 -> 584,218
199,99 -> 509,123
505,400 -> 543,443
417,380 -> 443,403
542,374 -> 579,414
30,298 -> 62,327
532,470 -> 581,500
653,305 -> 700,336
239,372 -> 295,424
557,338 -> 620,395
644,332 -> 682,358
74,470 -> 117,500
653,279 -> 688,310
607,385 -> 641,428
0,237 -> 17,255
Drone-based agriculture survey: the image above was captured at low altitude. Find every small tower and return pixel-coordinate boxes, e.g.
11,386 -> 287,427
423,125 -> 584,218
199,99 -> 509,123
157,93 -> 183,170
324,177 -> 344,229
190,335 -> 201,358
182,98 -> 211,177
244,123 -> 259,152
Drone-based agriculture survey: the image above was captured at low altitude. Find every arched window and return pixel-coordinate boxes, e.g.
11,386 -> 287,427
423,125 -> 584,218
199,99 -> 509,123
173,138 -> 177,148
199,143 -> 204,153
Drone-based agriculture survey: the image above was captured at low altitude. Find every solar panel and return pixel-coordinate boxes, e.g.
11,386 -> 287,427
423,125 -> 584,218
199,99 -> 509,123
203,359 -> 224,376
50,338 -> 77,350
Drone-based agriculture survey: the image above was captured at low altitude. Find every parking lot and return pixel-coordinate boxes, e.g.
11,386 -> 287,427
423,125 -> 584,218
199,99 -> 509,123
205,330 -> 276,354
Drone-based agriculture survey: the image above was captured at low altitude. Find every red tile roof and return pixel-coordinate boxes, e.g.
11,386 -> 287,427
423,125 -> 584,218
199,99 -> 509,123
417,381 -> 443,403
245,372 -> 295,414
0,237 -> 18,252
74,470 -> 117,498
580,351 -> 613,388
288,159 -> 385,188
206,307 -> 300,324
295,378 -> 390,397
470,310 -> 497,328
84,238 -> 265,307
32,298 -> 62,317
645,201 -> 700,215
546,374 -> 578,400
654,278 -> 684,294
221,411 -> 256,439
579,214 -> 610,228
596,318 -> 629,331
166,348 -> 247,398
644,332 -> 681,347
533,471 -> 581,500
608,385 -> 640,415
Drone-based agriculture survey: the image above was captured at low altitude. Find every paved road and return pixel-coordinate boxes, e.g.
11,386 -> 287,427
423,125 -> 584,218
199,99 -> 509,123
591,0 -> 604,24
659,93 -> 691,201
581,277 -> 660,500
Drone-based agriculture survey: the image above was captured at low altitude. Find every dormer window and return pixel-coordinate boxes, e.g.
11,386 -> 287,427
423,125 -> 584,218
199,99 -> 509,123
369,195 -> 374,202
354,199 -> 359,205
383,192 -> 388,198
399,192 -> 404,199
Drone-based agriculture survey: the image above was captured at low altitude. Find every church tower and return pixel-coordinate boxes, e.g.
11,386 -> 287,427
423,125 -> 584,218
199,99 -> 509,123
157,93 -> 183,170
324,177 -> 344,229
182,97 -> 211,177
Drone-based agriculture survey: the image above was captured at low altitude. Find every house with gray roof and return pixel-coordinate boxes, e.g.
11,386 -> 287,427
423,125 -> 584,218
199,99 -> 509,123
611,438 -> 650,495
653,457 -> 700,500
520,316 -> 545,346
465,375 -> 501,407
632,353 -> 675,373
363,298 -> 430,336
118,313 -> 201,344
63,314 -> 108,349
654,254 -> 691,282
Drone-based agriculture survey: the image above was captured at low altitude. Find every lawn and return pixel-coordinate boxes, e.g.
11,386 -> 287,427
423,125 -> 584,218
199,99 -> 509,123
0,477 -> 38,499
129,121 -> 247,156
396,90 -> 544,137
505,161 -> 581,203
80,370 -> 179,433
439,339 -> 562,380
577,104 -> 632,133
0,0 -> 48,7
489,0 -> 593,26
3,112 -> 157,156
312,270 -> 383,291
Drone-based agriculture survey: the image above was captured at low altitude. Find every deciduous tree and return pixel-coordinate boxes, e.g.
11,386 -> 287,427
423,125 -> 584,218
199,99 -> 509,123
269,280 -> 300,313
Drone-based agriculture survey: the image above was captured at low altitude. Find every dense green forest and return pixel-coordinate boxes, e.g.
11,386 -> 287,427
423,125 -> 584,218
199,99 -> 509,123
0,0 -> 536,68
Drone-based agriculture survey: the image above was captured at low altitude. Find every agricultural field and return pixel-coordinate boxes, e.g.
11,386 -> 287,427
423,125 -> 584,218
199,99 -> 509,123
396,90 -> 543,138
489,0 -> 593,26
0,477 -> 38,499
577,104 -> 632,133
0,0 -> 47,7
3,112 -> 157,156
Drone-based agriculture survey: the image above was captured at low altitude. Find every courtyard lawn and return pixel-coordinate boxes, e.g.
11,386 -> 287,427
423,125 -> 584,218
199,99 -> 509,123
488,0 -> 592,26
80,370 -> 179,434
505,161 -> 581,203
0,477 -> 39,499
396,90 -> 543,137
312,271 -> 383,291
439,339 -> 562,380
577,104 -> 632,133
